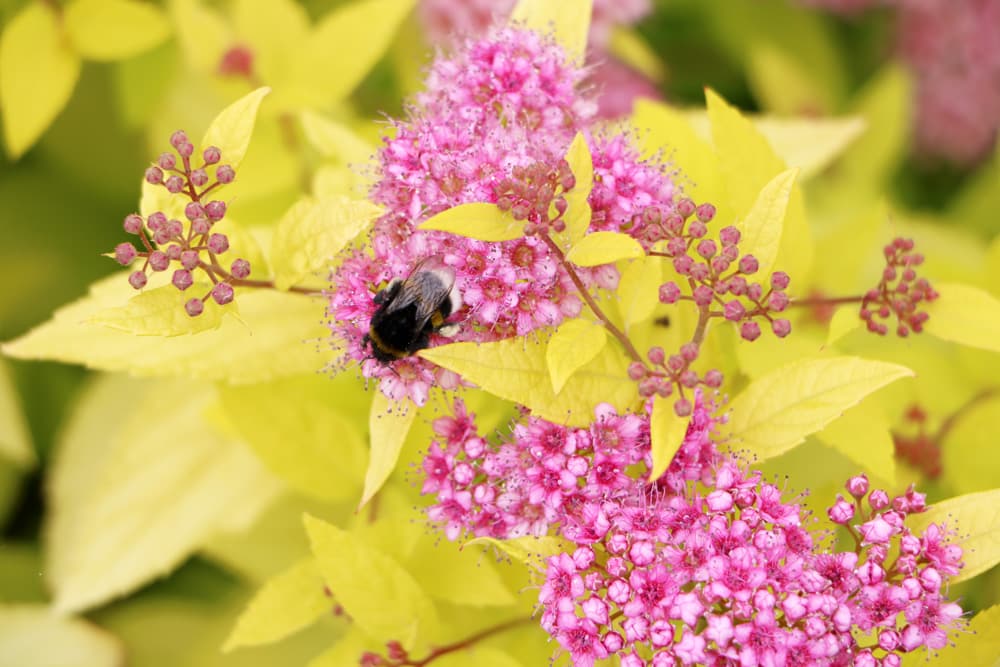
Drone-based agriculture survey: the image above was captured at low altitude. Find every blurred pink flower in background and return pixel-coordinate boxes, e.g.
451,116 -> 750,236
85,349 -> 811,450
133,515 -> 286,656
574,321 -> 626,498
417,0 -> 661,118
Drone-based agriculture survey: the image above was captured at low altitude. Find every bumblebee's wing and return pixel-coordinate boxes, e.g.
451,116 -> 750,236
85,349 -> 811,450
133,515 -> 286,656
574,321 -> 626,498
385,269 -> 455,329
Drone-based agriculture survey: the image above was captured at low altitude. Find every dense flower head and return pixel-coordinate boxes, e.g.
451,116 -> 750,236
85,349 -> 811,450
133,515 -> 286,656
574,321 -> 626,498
417,0 -> 652,52
540,468 -> 966,666
421,391 -> 722,542
328,27 -> 681,405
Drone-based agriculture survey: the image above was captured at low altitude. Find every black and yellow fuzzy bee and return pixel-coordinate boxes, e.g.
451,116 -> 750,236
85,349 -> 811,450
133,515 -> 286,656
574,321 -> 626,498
363,258 -> 462,363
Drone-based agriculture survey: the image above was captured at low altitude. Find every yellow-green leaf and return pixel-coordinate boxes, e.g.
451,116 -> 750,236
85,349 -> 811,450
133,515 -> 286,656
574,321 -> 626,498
47,375 -> 280,614
433,649 -> 526,667
924,282 -> 1000,353
200,87 -> 271,172
231,0 -> 309,88
608,27 -> 665,83
921,604 -> 1000,667
815,401 -> 895,484
566,231 -> 644,267
617,256 -> 661,332
0,3 -> 81,159
706,89 -> 812,283
170,0 -> 232,73
420,337 -> 637,427
510,0 -> 592,62
218,376 -> 367,502
752,116 -> 866,180
307,628 -> 373,667
88,284 -> 233,336
466,535 -> 571,568
304,514 -> 438,650
546,319 -> 608,393
0,604 -> 123,667
746,42 -> 833,116
299,110 -> 375,165
0,359 -> 34,469
735,168 -> 797,277
301,0 -> 416,104
941,394 -> 1000,496
406,540 -> 516,608
359,392 -> 418,509
419,203 -> 525,242
222,558 -> 329,652
826,305 -> 859,347
908,489 -> 1000,584
563,132 -> 594,244
271,196 -> 383,290
64,0 -> 170,61
631,100 -> 725,210
649,395 -> 690,481
727,356 -> 914,461
2,274 -> 331,384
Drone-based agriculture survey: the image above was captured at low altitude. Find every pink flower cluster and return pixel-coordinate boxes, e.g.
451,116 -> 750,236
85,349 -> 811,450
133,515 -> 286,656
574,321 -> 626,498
803,0 -> 1000,165
422,392 -> 721,542
418,391 -> 965,665
417,0 -> 658,119
328,28 -> 680,405
860,237 -> 937,337
541,470 -> 964,666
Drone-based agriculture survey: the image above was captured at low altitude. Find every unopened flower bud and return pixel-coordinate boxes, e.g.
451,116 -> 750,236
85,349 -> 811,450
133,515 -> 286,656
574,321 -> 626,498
212,282 -> 234,305
741,321 -> 761,342
739,255 -> 759,275
180,250 -> 199,270
846,474 -> 869,498
696,239 -> 717,259
147,211 -> 166,230
185,202 -> 205,221
149,250 -> 169,271
680,370 -> 698,388
680,343 -> 699,362
145,166 -> 163,184
869,488 -> 890,510
114,243 -> 137,265
771,271 -> 790,290
676,198 -> 696,218
692,285 -> 713,306
688,220 -> 708,238
192,218 -> 211,235
720,226 -> 740,246
230,258 -> 251,279
123,214 -> 143,234
190,168 -> 209,187
772,319 -> 792,338
216,165 -> 236,184
723,300 -> 745,321
202,146 -> 221,164
208,233 -> 229,254
157,152 -> 176,170
185,297 -> 204,317
165,175 -> 185,193
170,130 -> 189,149
704,369 -> 723,388
659,282 -> 681,304
128,270 -> 147,289
827,496 -> 855,524
768,291 -> 789,311
172,269 -> 193,291
628,362 -> 646,380
177,142 -> 194,158
647,346 -> 665,365
695,203 -> 716,222
674,398 -> 692,417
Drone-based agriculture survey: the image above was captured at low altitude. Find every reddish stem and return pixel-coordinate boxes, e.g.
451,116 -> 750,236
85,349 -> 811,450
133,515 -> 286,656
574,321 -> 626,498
540,233 -> 643,363
398,617 -> 533,666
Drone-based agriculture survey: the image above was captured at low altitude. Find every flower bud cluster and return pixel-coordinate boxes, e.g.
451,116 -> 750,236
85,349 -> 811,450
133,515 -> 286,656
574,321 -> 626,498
494,159 -> 575,235
654,199 -> 792,342
112,131 -> 248,317
860,238 -> 937,337
629,343 -> 724,417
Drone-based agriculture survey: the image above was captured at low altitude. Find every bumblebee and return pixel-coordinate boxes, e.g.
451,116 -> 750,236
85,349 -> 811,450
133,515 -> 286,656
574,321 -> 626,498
363,258 -> 462,363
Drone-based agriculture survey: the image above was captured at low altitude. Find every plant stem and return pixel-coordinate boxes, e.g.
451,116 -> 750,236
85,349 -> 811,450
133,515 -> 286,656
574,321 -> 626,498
541,234 -> 643,363
934,387 -> 1000,445
401,617 -> 533,666
788,295 -> 865,308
